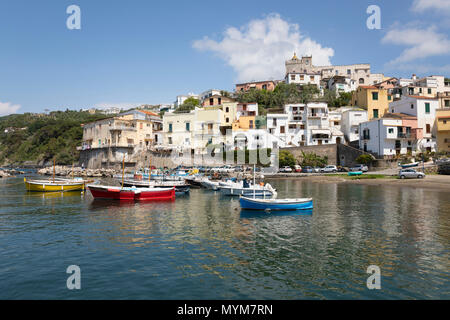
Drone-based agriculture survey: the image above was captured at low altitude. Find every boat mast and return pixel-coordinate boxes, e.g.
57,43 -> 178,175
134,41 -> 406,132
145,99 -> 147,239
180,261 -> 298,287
53,158 -> 55,183
149,154 -> 152,185
121,155 -> 125,190
253,164 -> 256,199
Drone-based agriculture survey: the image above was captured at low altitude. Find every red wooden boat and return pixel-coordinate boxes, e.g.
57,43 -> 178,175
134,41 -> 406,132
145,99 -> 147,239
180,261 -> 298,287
88,185 -> 175,201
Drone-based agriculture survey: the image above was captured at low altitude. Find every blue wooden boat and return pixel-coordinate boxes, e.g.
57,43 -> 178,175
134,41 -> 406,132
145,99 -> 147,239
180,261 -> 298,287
239,196 -> 313,211
348,171 -> 363,176
400,162 -> 419,168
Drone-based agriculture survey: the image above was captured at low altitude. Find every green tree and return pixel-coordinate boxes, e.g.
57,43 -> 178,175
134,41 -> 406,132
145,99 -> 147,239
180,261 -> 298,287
355,154 -> 374,165
279,150 -> 296,167
300,151 -> 328,167
174,97 -> 200,113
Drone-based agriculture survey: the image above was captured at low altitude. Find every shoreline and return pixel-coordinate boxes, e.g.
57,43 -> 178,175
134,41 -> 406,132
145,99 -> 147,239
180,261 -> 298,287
265,174 -> 450,192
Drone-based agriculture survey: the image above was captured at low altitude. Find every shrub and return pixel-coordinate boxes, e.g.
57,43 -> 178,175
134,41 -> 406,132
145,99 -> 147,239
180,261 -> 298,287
300,151 -> 328,167
279,150 -> 296,167
355,154 -> 374,165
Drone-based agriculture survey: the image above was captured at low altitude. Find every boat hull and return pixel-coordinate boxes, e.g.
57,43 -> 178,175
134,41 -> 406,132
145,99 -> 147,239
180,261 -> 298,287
88,186 -> 175,201
401,162 -> 419,168
348,171 -> 363,176
122,180 -> 189,194
25,180 -> 85,192
220,187 -> 274,197
240,197 -> 313,211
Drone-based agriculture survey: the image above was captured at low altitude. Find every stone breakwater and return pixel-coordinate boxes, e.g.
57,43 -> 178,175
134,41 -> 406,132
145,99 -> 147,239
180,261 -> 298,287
0,169 -> 25,177
38,166 -> 119,178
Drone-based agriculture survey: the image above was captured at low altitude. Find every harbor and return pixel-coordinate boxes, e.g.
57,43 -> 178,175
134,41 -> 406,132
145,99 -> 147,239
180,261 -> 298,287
0,169 -> 449,299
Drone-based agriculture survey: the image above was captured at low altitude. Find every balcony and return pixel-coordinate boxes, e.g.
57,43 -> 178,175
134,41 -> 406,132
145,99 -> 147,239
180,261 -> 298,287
109,125 -> 137,131
307,113 -> 328,118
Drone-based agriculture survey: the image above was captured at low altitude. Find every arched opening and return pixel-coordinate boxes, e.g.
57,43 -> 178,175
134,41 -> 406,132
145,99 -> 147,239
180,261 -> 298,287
359,78 -> 365,84
336,137 -> 342,144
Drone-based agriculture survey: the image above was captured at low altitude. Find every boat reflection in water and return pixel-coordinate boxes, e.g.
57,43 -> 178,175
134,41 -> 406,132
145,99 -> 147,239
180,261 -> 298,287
240,209 -> 313,219
25,190 -> 84,199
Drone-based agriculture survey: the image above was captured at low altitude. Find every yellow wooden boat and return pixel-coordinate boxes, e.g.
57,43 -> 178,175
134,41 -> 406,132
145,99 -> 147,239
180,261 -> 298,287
24,178 -> 86,192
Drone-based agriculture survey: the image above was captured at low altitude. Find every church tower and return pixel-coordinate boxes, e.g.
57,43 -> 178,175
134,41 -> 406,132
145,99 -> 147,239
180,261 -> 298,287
285,53 -> 313,74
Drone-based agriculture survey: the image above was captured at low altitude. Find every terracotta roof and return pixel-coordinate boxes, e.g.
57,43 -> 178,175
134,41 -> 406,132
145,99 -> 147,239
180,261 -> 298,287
359,85 -> 377,89
407,95 -> 438,100
139,110 -> 159,117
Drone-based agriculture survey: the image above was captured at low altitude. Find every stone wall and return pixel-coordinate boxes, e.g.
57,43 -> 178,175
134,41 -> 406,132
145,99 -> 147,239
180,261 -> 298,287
281,145 -> 337,165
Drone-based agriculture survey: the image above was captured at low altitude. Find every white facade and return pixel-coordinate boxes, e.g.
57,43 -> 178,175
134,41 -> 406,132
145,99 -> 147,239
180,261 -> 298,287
285,72 -> 321,88
389,96 -> 439,151
236,102 -> 258,119
327,76 -> 357,94
232,129 -> 286,150
341,109 -> 368,142
359,118 -> 416,157
200,89 -> 222,102
175,93 -> 199,107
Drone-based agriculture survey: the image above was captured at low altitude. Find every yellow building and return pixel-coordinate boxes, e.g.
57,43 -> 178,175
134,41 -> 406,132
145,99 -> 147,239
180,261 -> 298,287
351,86 -> 392,120
435,108 -> 450,152
232,116 -> 256,131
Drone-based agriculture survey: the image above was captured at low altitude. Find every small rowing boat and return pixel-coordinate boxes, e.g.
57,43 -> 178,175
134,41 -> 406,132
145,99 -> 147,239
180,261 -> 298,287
24,178 -> 86,192
400,162 -> 419,168
87,185 -> 175,201
348,171 -> 362,176
239,196 -> 313,211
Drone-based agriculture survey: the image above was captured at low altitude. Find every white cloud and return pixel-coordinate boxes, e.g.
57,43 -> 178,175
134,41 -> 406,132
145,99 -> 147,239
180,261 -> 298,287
412,0 -> 450,13
192,13 -> 334,82
381,25 -> 450,65
0,101 -> 21,116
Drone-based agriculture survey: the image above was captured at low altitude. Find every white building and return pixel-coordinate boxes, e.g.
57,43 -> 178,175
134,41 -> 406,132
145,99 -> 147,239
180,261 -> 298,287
232,129 -> 286,150
175,93 -> 199,108
389,95 -> 439,151
340,108 -> 368,143
359,114 -> 420,158
236,102 -> 258,119
200,89 -> 222,102
267,103 -> 344,147
285,71 -> 322,88
325,76 -> 357,95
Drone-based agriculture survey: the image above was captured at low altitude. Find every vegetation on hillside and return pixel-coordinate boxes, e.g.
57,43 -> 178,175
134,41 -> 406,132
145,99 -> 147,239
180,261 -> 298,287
300,151 -> 328,167
174,97 -> 200,113
235,83 -> 353,109
0,110 -> 108,165
278,150 -> 296,167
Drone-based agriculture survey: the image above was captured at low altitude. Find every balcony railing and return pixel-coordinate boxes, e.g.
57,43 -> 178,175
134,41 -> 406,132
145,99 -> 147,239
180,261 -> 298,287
397,132 -> 417,139
109,125 -> 137,131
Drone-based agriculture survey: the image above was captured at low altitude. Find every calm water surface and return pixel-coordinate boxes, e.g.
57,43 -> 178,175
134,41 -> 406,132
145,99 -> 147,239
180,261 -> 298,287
0,175 -> 449,299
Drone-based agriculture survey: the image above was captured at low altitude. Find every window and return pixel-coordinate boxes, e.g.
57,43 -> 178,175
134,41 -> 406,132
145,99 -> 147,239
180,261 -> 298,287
249,120 -> 254,129
392,108 -> 394,113
209,98 -> 214,106
168,137 -> 172,144
140,123 -> 143,129
388,95 -> 392,100
226,117 -> 229,123
218,98 -> 221,105
273,118 -> 277,126
428,88 -> 432,94
373,109 -> 379,118
359,78 -> 364,84
347,69 -> 351,75
388,128 -> 394,133
262,84 -> 267,90
419,88 -> 422,94
291,75 -> 296,81
445,100 -> 450,107
411,104 -> 414,109
310,76 -> 314,81
168,123 -> 173,132
280,126 -> 285,134
225,107 -> 229,112
372,92 -> 379,100
185,122 -> 190,132
335,70 -> 338,75
300,75 -> 304,80
426,124 -> 431,133
208,123 -> 213,130
443,120 -> 447,124
425,102 -> 430,113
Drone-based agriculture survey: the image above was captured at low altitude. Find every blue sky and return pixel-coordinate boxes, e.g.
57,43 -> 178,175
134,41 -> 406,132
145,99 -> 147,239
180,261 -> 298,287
0,0 -> 449,114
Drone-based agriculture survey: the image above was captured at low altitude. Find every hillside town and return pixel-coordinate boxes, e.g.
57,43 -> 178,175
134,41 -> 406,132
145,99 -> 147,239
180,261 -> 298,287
78,53 -> 450,170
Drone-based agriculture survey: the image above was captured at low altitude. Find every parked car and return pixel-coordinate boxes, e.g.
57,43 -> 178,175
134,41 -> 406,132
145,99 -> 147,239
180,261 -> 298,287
313,167 -> 321,173
338,166 -> 349,172
350,164 -> 369,172
302,166 -> 313,173
279,166 -> 293,173
320,165 -> 338,173
294,165 -> 302,173
399,169 -> 425,179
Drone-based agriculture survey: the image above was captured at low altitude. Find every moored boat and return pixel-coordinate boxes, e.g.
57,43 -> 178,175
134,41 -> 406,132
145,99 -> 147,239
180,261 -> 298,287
24,178 -> 86,192
121,179 -> 190,194
239,196 -> 313,211
87,185 -> 175,201
348,171 -> 363,176
400,162 -> 419,168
